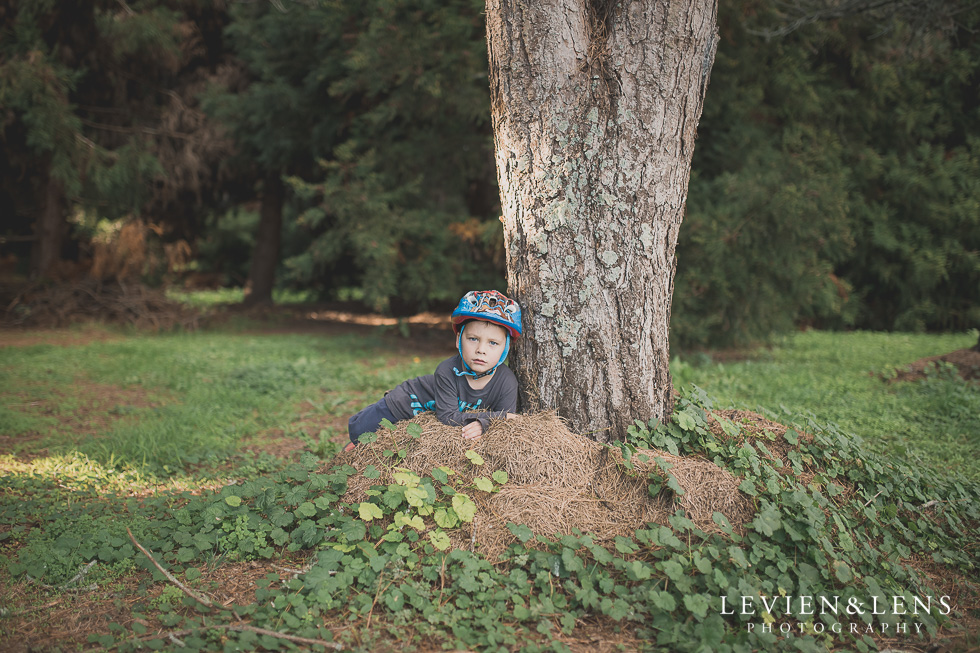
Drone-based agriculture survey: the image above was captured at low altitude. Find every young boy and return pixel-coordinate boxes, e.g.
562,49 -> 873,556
346,290 -> 521,448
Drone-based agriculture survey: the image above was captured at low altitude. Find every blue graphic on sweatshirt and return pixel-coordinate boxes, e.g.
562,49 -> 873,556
408,394 -> 482,416
457,398 -> 483,412
409,394 -> 437,416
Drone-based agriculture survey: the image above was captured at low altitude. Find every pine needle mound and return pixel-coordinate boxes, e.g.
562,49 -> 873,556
334,412 -> 755,558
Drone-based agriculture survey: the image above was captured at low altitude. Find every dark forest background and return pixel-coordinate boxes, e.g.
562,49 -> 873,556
2,0 -> 977,348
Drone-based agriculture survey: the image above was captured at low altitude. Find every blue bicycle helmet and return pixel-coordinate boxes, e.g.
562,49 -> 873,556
451,290 -> 522,379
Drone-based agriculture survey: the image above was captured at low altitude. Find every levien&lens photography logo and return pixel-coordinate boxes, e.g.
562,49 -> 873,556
719,593 -> 953,636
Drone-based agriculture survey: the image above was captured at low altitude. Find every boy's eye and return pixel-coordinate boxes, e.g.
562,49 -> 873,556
489,341 -> 499,347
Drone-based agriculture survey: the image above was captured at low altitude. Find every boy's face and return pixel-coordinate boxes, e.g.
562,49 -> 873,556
460,320 -> 508,374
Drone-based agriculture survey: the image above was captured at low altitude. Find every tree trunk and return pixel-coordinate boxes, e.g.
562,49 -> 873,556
31,175 -> 69,279
486,0 -> 718,441
244,173 -> 285,306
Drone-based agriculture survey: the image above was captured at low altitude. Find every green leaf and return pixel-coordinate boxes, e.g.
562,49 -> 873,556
649,589 -> 676,611
396,513 -> 425,531
626,560 -> 651,580
833,560 -> 853,583
434,508 -> 459,529
683,593 -> 710,620
358,502 -> 384,521
379,418 -> 395,430
392,470 -> 420,487
224,496 -> 242,507
407,423 -> 423,439
492,470 -> 509,484
465,450 -> 485,466
713,567 -> 730,589
296,502 -> 317,518
404,486 -> 430,508
676,410 -> 696,431
428,530 -> 450,551
751,503 -> 782,536
314,496 -> 332,510
661,560 -> 684,581
507,523 -> 534,543
430,467 -> 449,484
738,478 -> 758,496
341,519 -> 366,542
363,465 -> 381,480
614,536 -> 639,554
184,567 -> 202,581
384,589 -> 405,611
452,494 -> 477,522
712,512 -> 733,533
473,477 -> 494,492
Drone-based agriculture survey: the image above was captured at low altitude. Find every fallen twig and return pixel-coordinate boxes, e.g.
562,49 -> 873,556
272,559 -> 321,578
159,624 -> 343,650
228,624 -> 343,650
65,559 -> 98,586
25,576 -> 98,592
126,527 -> 214,610
864,490 -> 882,507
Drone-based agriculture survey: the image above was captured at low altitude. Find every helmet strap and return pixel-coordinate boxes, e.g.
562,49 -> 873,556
453,323 -> 510,380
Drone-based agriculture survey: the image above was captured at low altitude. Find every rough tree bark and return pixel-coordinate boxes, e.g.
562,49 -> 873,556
244,172 -> 285,306
486,0 -> 718,441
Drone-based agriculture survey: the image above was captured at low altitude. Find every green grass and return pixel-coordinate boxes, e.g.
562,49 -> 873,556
2,326 -> 979,652
3,326 -> 975,480
671,330 -> 980,480
0,326 -> 443,475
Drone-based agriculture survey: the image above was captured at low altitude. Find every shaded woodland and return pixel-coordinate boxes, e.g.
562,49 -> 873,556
1,0 -> 977,347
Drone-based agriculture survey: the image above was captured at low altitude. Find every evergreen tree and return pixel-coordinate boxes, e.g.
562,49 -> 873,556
0,0 -> 232,278
673,0 -> 980,348
208,0 -> 501,310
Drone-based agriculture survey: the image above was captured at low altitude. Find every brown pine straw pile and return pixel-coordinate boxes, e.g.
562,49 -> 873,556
333,412 -> 756,558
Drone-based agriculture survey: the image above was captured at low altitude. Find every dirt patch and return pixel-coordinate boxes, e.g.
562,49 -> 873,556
0,553 -> 319,653
0,377 -> 168,458
876,556 -> 980,653
0,325 -> 123,349
239,431 -> 310,462
892,348 -> 980,382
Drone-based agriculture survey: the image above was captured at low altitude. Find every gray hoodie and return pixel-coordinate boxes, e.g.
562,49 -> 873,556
383,355 -> 517,433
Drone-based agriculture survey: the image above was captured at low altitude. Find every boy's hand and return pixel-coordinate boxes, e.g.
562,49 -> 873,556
462,420 -> 484,440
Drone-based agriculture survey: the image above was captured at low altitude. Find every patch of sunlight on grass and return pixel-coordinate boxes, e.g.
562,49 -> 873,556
0,451 -> 234,496
167,287 -> 316,307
